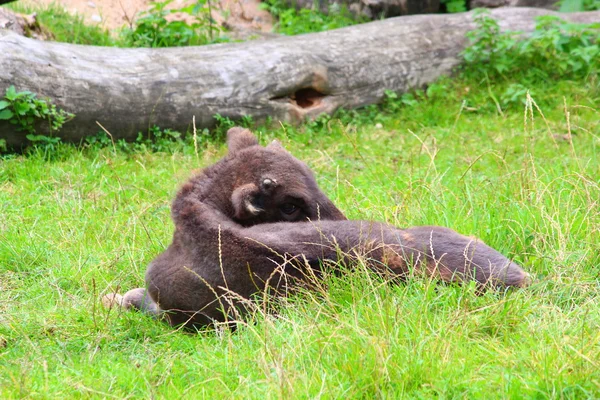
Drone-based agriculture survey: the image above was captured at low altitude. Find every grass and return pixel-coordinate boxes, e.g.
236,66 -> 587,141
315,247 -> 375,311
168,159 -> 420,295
3,3 -> 119,46
5,0 -> 364,46
1,6 -> 599,398
1,69 -> 599,397
1,1 -> 225,48
4,0 -> 364,44
260,0 -> 365,35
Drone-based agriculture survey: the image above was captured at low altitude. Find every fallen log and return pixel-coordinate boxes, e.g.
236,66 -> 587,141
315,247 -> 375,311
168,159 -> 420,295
0,7 -> 598,148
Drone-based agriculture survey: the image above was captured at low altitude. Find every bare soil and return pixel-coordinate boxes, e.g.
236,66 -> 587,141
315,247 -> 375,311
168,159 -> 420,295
20,0 -> 274,33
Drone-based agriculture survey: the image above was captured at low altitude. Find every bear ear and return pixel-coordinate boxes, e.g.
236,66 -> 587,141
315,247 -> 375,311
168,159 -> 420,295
266,140 -> 289,153
227,127 -> 259,154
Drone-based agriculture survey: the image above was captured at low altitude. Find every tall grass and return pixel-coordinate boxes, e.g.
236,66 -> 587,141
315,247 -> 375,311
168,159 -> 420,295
1,75 -> 599,396
1,8 -> 599,398
3,3 -> 118,46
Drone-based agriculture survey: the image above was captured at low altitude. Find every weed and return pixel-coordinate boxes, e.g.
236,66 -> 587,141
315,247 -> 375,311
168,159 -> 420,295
211,113 -> 255,139
0,86 -> 74,136
133,125 -> 184,152
559,0 -> 600,11
83,125 -> 186,154
84,131 -> 114,148
462,10 -> 600,83
5,0 -> 227,48
3,3 -> 117,45
120,0 -> 227,47
81,119 -> 257,155
500,83 -> 535,108
261,0 -> 365,35
441,0 -> 468,13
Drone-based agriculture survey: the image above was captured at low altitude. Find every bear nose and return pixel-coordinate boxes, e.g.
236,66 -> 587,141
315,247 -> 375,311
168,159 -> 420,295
261,178 -> 278,193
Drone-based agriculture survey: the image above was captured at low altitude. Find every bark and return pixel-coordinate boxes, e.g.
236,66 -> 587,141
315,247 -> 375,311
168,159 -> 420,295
0,7 -> 598,148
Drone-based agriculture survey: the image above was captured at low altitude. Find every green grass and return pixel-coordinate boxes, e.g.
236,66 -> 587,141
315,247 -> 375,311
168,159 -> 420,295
1,70 -> 599,397
1,2 -> 224,48
260,0 -> 366,35
2,3 -> 118,46
3,0 -> 363,46
1,8 -> 599,397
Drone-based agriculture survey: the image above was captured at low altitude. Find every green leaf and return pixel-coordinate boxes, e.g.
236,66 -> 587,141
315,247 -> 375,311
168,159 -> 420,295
0,100 -> 9,110
14,91 -> 34,100
26,134 -> 46,142
560,0 -> 584,12
0,109 -> 13,120
14,102 -> 31,115
4,85 -> 17,101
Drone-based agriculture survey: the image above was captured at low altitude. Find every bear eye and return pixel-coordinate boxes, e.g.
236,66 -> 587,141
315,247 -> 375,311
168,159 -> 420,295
280,203 -> 298,215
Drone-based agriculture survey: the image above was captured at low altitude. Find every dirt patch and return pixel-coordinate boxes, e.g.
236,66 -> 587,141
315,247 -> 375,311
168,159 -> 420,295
20,0 -> 273,34
0,6 -> 50,38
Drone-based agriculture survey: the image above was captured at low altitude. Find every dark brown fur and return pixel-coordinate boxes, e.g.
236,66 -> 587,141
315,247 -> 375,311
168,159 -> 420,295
111,128 -> 530,329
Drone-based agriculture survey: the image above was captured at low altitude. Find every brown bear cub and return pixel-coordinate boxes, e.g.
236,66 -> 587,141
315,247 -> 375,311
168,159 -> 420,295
105,127 -> 347,322
106,128 -> 530,329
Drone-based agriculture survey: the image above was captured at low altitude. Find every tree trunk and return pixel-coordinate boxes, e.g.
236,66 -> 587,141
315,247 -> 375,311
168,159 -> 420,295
0,8 -> 598,148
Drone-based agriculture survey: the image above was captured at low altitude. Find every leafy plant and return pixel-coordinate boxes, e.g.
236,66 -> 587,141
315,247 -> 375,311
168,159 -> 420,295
558,0 -> 600,11
4,3 -> 117,46
500,83 -> 534,108
462,11 -> 517,75
213,113 -> 236,132
261,0 -> 365,35
211,113 -> 251,140
86,125 -> 187,153
382,89 -> 426,113
424,79 -> 451,100
0,86 -> 74,137
84,131 -> 114,148
441,0 -> 468,13
25,135 -> 63,156
121,0 -> 227,47
462,10 -> 600,83
133,125 -> 185,152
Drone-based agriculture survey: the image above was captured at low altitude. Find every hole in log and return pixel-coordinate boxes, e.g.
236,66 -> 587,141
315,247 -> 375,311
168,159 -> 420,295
294,88 -> 325,108
271,87 -> 327,109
